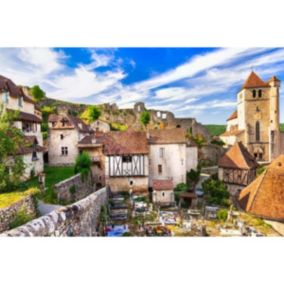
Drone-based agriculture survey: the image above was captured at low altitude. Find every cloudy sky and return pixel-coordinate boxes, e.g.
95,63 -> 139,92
0,47 -> 283,124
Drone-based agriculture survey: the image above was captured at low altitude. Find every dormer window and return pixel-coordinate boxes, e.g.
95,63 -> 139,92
258,90 -> 262,98
60,134 -> 64,140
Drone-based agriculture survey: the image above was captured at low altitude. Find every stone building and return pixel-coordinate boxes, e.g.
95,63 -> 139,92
152,178 -> 175,206
48,113 -> 91,165
104,130 -> 149,194
0,75 -> 44,179
220,71 -> 281,163
218,142 -> 258,195
90,119 -> 110,133
77,132 -> 108,188
148,128 -> 198,190
238,155 -> 284,222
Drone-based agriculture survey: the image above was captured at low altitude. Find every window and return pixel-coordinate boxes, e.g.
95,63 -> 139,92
258,89 -> 262,98
259,153 -> 263,160
252,90 -> 256,98
122,155 -> 132,163
159,147 -> 165,158
32,150 -> 38,161
162,192 -> 165,197
60,134 -> 64,140
162,113 -> 167,119
61,147 -> 68,156
256,106 -> 260,112
254,153 -> 258,158
176,124 -> 181,128
157,111 -> 161,118
18,96 -> 23,107
158,164 -> 162,174
129,180 -> 133,186
2,91 -> 9,104
255,121 -> 260,141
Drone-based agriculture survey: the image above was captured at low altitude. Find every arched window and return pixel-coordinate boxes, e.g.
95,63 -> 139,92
255,121 -> 260,141
258,89 -> 262,98
252,90 -> 256,98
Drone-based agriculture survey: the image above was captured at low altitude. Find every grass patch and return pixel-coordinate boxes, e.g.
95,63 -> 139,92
204,125 -> 226,136
0,188 -> 40,209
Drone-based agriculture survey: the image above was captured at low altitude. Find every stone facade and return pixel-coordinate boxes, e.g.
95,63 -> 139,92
0,187 -> 107,237
0,195 -> 37,233
90,119 -> 110,133
220,72 -> 281,163
54,173 -> 96,203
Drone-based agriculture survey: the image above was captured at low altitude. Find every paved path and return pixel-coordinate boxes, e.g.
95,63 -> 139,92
37,201 -> 63,216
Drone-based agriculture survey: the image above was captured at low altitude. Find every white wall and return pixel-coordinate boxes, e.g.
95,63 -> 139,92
186,146 -> 198,172
23,152 -> 44,179
153,190 -> 174,204
149,143 -> 187,187
48,129 -> 79,165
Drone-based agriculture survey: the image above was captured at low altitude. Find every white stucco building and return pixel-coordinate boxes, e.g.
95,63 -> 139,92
0,75 -> 44,179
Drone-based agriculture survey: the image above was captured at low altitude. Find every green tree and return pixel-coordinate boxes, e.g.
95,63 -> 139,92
30,85 -> 46,102
187,169 -> 200,186
0,106 -> 25,192
202,178 -> 230,207
74,151 -> 92,181
217,209 -> 228,222
140,111 -> 150,128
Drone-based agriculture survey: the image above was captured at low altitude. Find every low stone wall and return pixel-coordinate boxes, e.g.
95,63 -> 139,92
0,195 -> 37,233
0,187 -> 107,237
54,173 -> 95,203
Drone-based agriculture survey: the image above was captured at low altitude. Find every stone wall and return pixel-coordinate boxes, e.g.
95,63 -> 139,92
200,144 -> 226,165
0,187 -> 107,237
0,195 -> 37,233
54,173 -> 95,203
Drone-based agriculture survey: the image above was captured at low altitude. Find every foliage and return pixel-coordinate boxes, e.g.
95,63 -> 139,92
69,185 -> 76,195
99,205 -> 108,224
198,159 -> 215,168
74,151 -> 92,181
204,124 -> 226,137
280,123 -> 284,133
29,85 -> 46,102
217,209 -> 228,222
80,105 -> 101,124
43,187 -> 58,204
140,111 -> 150,127
41,105 -> 56,120
257,165 -> 266,176
110,122 -> 128,131
0,106 -> 25,192
122,232 -> 132,236
186,129 -> 206,149
42,132 -> 48,140
174,183 -> 188,192
0,187 -> 40,209
202,178 -> 230,207
210,139 -> 225,146
9,208 -> 34,229
187,169 -> 200,186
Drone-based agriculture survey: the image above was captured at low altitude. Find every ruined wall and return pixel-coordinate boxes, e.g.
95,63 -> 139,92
0,187 -> 107,237
54,173 -> 95,203
200,144 -> 226,165
0,195 -> 37,233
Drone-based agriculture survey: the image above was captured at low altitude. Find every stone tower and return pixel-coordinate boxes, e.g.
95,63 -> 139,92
221,71 -> 281,163
238,72 -> 281,162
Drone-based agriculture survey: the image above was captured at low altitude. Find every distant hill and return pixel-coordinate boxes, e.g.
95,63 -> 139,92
204,125 -> 226,136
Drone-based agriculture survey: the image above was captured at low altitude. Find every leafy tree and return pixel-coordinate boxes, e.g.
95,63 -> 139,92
174,182 -> 188,203
81,106 -> 101,124
0,106 -> 25,192
74,151 -> 92,181
202,178 -> 230,207
140,111 -> 150,128
30,85 -> 46,102
187,169 -> 200,186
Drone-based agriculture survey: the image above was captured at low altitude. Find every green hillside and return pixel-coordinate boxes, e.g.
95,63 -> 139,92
204,125 -> 226,136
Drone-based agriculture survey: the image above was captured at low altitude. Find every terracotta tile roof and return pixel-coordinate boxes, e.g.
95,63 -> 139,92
104,130 -> 149,155
218,142 -> 258,169
78,132 -> 107,147
48,114 -> 91,133
179,192 -> 197,199
226,110 -> 238,121
0,75 -> 35,104
6,108 -> 42,123
17,135 -> 44,155
242,71 -> 268,89
148,128 -> 187,144
238,155 -> 284,221
153,178 -> 173,191
268,75 -> 280,83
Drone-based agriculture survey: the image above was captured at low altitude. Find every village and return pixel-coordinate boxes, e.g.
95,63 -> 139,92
0,71 -> 284,237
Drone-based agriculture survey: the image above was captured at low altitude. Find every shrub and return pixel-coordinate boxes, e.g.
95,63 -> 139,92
74,151 -> 92,181
210,139 -> 225,146
9,208 -> 34,229
187,169 -> 200,186
29,85 -> 46,102
217,209 -> 228,222
69,185 -> 76,195
174,183 -> 188,192
202,178 -> 230,207
110,122 -> 128,131
140,111 -> 150,127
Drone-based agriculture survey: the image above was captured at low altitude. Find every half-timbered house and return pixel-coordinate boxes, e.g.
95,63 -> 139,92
104,130 -> 149,194
218,142 -> 258,195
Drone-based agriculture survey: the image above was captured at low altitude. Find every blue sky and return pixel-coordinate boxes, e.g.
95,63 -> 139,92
0,47 -> 283,124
